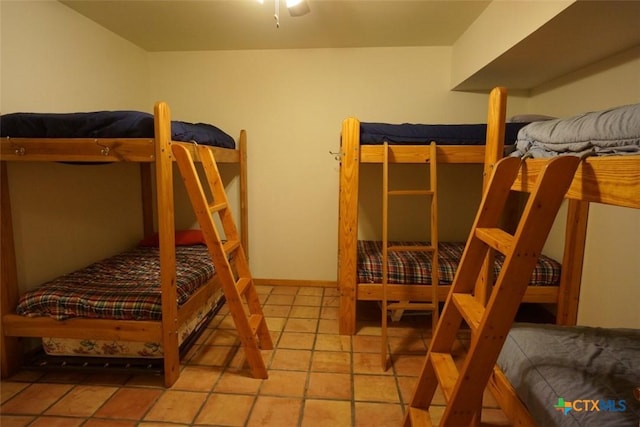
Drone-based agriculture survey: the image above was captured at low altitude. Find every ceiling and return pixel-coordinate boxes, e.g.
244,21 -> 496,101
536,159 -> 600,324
60,0 -> 491,51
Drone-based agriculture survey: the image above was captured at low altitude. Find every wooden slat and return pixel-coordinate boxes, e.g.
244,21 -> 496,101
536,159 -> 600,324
0,138 -> 155,162
408,407 -> 433,427
361,145 -> 485,164
388,302 -> 436,311
388,245 -> 434,252
430,352 -> 459,402
236,277 -> 251,296
388,190 -> 434,196
451,293 -> 484,331
209,201 -> 227,213
475,227 -> 513,254
223,239 -> 241,255
248,314 -> 263,335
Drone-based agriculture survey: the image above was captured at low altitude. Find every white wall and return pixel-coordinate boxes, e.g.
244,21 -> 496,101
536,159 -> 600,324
1,1 -> 149,289
530,47 -> 640,328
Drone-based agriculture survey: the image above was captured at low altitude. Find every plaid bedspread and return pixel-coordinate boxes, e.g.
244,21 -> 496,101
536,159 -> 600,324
16,245 -> 215,320
357,241 -> 561,286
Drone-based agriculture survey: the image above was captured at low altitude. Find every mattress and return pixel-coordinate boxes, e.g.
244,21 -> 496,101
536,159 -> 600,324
16,245 -> 215,321
359,122 -> 530,145
357,241 -> 561,286
0,110 -> 235,149
497,323 -> 640,427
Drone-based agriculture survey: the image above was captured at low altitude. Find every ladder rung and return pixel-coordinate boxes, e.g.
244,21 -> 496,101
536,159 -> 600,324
431,352 -> 459,402
388,245 -> 435,252
408,407 -> 433,427
248,314 -> 264,335
387,302 -> 436,311
388,190 -> 434,196
236,277 -> 251,295
222,239 -> 241,255
451,293 -> 484,331
208,201 -> 227,213
475,227 -> 513,254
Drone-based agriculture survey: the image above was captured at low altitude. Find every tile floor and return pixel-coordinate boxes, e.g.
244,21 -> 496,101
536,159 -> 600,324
1,285 -> 512,426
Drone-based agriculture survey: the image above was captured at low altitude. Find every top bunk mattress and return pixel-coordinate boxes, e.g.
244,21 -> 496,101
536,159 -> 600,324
359,122 -> 530,146
497,323 -> 640,427
0,110 -> 235,149
512,103 -> 640,158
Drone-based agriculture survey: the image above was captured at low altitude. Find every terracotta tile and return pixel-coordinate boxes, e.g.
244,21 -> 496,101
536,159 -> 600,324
314,334 -> 351,352
265,317 -> 286,332
4,370 -> 43,383
306,372 -> 352,399
246,396 -> 302,427
317,318 -> 340,334
45,385 -> 118,417
289,305 -> 320,319
1,383 -> 73,414
144,390 -> 207,424
270,349 -> 312,371
207,328 -> 241,346
396,377 -> 446,406
391,353 -> 426,377
353,374 -> 400,402
26,416 -> 84,427
352,352 -> 393,375
262,304 -> 291,317
94,387 -> 162,419
322,293 -> 341,308
310,351 -> 351,373
217,314 -> 238,329
293,295 -> 322,307
284,318 -> 318,333
0,415 -> 35,427
83,420 -> 137,427
298,287 -> 324,296
354,402 -> 404,427
215,370 -> 262,394
1,382 -> 29,404
188,344 -> 237,367
270,286 -> 299,295
194,393 -> 254,426
169,365 -> 222,391
266,294 -> 295,305
352,335 -> 381,353
39,372 -> 88,384
82,372 -> 131,386
125,374 -> 165,388
320,306 -> 339,319
259,370 -> 307,397
300,399 -> 352,427
255,285 -> 274,294
277,332 -> 315,350
481,407 -> 510,425
389,334 -> 428,353
138,423 -> 189,427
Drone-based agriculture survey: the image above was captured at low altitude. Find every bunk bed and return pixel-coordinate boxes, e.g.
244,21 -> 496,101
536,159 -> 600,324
338,87 -> 570,335
0,102 -> 248,387
488,102 -> 640,426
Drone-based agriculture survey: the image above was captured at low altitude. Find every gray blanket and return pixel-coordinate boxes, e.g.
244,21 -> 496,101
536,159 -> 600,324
512,103 -> 640,158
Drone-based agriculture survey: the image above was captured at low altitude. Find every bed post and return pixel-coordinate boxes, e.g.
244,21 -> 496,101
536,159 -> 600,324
0,161 -> 23,378
239,130 -> 249,255
475,87 -> 507,305
556,199 -> 589,325
140,163 -> 155,237
338,118 -> 361,335
153,102 -> 180,387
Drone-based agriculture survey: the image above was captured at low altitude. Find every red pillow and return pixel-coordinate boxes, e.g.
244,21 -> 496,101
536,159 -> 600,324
138,229 -> 207,247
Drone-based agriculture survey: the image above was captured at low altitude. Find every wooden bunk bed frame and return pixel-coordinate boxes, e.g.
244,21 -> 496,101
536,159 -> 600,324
338,87 -> 576,335
0,101 -> 248,387
489,152 -> 640,426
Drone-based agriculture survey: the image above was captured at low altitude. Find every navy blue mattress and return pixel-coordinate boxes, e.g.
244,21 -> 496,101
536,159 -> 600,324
0,111 -> 235,149
359,122 -> 529,145
497,323 -> 640,427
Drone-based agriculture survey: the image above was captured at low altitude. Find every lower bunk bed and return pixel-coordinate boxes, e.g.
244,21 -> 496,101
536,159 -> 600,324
492,323 -> 640,427
0,102 -> 247,387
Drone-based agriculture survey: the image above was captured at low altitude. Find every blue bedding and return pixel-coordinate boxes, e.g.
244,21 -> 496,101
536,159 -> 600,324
497,323 -> 640,427
359,122 -> 529,145
0,110 -> 235,149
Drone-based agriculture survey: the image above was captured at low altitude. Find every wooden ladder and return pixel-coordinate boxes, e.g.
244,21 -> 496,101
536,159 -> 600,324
404,154 -> 581,426
172,144 -> 272,379
381,141 -> 439,370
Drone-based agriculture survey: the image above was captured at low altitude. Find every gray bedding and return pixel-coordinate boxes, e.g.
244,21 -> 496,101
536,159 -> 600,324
511,103 -> 640,158
497,323 -> 640,427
